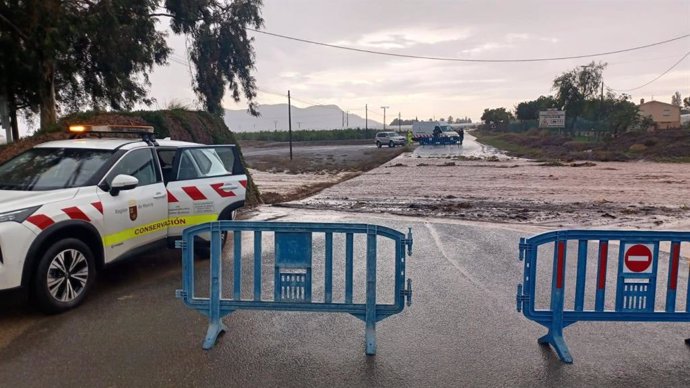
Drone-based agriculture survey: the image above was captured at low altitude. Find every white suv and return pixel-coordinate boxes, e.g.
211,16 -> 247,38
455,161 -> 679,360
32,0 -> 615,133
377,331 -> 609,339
375,131 -> 406,148
0,125 -> 247,313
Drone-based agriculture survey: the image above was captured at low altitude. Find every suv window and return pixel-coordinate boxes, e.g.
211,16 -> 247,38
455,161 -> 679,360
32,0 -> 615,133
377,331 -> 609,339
105,149 -> 160,187
0,148 -> 113,191
176,148 -> 232,180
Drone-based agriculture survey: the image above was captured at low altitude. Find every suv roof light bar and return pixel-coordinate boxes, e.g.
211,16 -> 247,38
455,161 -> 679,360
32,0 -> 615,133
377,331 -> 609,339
68,124 -> 158,146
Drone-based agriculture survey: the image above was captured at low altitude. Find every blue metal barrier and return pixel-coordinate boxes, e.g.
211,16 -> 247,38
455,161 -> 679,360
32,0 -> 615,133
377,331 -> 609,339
517,230 -> 690,363
176,221 -> 413,354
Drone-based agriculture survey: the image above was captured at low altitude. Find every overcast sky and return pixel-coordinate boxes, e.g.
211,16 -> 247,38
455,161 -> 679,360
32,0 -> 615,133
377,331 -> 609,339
149,0 -> 690,124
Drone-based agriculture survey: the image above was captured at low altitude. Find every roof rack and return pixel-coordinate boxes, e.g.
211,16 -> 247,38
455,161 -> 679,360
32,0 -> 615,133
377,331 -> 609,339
68,124 -> 159,146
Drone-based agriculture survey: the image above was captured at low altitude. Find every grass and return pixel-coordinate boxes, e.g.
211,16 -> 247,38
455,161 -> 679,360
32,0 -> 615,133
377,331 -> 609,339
474,128 -> 690,162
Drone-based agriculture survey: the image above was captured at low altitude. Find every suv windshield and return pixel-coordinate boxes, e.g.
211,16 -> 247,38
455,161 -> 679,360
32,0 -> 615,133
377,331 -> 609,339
0,148 -> 114,191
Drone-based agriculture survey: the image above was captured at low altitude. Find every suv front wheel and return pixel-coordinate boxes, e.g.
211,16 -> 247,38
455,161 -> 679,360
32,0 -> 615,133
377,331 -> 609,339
376,141 -> 382,148
33,238 -> 96,314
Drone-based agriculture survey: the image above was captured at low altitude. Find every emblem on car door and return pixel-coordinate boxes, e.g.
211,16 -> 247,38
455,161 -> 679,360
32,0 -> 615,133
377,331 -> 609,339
129,200 -> 138,221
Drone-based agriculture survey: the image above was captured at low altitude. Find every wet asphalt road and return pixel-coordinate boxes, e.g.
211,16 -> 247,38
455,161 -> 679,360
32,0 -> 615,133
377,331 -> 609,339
242,143 -> 379,157
1,207 -> 689,387
241,133 -> 503,160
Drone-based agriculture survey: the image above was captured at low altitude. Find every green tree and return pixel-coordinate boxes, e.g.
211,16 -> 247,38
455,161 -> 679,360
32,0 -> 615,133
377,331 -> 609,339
553,61 -> 606,128
685,97 -> 690,108
480,107 -> 514,125
600,94 -> 641,136
671,91 -> 682,107
447,115 -> 453,123
515,95 -> 558,120
0,0 -> 263,130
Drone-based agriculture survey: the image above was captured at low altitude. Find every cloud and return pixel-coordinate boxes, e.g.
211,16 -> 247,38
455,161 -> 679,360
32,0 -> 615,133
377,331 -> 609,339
461,42 -> 510,55
331,27 -> 473,50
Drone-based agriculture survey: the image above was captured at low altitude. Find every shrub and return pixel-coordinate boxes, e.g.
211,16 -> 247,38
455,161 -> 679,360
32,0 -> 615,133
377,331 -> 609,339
628,144 -> 647,153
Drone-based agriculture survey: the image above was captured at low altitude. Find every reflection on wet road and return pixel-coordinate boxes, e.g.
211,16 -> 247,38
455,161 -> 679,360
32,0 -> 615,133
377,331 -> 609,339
412,133 -> 506,159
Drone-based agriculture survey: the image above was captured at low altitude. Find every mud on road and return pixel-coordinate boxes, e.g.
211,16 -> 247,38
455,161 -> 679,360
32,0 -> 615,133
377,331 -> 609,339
243,137 -> 690,228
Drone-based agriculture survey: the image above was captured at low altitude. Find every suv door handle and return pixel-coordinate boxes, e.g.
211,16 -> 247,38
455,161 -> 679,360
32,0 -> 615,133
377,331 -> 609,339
153,192 -> 166,199
220,184 -> 239,191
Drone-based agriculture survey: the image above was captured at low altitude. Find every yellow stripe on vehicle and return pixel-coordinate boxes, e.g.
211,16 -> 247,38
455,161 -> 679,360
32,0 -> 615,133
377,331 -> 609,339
102,214 -> 219,246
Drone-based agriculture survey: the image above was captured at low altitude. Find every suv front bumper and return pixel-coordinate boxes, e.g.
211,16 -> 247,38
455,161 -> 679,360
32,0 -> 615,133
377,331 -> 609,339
0,222 -> 37,291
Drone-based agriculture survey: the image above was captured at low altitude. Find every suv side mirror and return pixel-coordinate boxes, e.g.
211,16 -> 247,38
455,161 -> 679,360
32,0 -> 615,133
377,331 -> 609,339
110,174 -> 139,196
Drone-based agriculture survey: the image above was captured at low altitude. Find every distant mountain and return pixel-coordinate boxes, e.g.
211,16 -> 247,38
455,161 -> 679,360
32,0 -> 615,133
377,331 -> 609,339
224,104 -> 383,132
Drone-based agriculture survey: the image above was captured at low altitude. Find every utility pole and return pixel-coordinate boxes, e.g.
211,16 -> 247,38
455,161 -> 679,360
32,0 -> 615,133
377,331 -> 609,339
365,104 -> 368,130
381,106 -> 389,130
297,121 -> 302,129
273,120 -> 278,130
599,81 -> 604,120
398,112 -> 401,132
341,111 -> 344,128
288,90 -> 293,160
346,111 -> 349,127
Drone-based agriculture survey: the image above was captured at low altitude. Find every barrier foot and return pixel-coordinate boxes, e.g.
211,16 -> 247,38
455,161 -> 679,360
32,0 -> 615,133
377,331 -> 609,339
685,338 -> 690,345
538,330 -> 573,364
202,321 -> 227,350
365,321 -> 376,356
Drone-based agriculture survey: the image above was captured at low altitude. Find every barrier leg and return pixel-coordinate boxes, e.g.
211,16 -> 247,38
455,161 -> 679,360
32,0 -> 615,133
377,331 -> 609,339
365,230 -> 377,356
203,319 -> 228,350
685,338 -> 690,345
538,325 -> 573,364
365,317 -> 376,356
203,224 -> 225,350
538,240 -> 573,363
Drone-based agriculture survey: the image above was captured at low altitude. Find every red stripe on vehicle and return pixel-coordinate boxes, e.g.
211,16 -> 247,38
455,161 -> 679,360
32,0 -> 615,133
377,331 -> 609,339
597,242 -> 608,290
91,201 -> 103,214
167,190 -> 178,203
239,180 -> 248,188
62,207 -> 90,222
211,183 -> 236,198
26,214 -> 54,230
556,241 -> 565,289
182,186 -> 207,201
669,242 -> 681,290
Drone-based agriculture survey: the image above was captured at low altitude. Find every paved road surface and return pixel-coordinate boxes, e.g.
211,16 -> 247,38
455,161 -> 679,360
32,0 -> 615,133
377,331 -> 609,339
242,134 -> 503,160
242,143 -> 379,157
1,207 -> 688,387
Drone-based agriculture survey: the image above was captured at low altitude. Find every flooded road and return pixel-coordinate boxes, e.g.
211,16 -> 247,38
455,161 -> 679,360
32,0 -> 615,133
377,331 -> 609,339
412,133 -> 506,159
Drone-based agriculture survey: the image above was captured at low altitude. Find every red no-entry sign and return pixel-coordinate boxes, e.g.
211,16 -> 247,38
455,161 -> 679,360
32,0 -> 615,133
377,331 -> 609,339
624,244 -> 653,273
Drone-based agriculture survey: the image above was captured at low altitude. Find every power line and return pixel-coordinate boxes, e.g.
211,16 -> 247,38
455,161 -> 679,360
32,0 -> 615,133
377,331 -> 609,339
610,51 -> 690,92
248,28 -> 690,63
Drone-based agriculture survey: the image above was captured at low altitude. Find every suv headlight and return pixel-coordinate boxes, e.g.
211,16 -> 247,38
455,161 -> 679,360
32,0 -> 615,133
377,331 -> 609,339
0,206 -> 40,223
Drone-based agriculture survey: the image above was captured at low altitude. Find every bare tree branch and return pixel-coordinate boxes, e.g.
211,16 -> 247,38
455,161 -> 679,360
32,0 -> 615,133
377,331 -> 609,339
0,12 -> 29,41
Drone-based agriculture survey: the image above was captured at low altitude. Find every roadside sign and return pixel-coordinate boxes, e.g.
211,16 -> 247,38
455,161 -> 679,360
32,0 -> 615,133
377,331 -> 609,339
538,110 -> 565,128
623,243 -> 653,273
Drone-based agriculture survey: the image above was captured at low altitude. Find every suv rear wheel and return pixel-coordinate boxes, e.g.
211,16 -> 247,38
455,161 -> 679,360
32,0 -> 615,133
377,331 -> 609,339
33,238 -> 95,314
388,140 -> 394,148
195,210 -> 235,258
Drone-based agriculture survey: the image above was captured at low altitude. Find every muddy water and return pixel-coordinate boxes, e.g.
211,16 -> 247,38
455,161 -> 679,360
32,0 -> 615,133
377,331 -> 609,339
412,133 -> 506,159
286,154 -> 690,229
